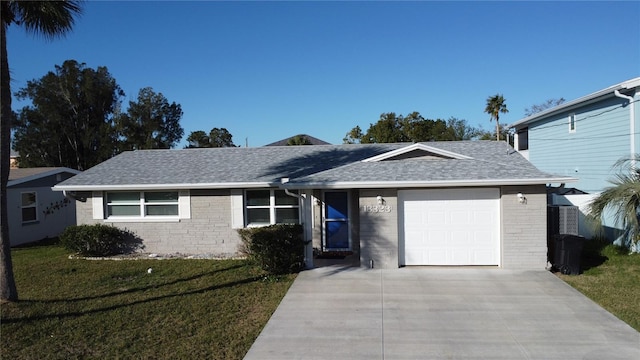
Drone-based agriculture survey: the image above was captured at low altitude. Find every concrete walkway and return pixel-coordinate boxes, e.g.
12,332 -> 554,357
244,266 -> 640,360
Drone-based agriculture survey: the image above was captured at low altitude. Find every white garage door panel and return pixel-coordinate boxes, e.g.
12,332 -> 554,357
400,188 -> 500,266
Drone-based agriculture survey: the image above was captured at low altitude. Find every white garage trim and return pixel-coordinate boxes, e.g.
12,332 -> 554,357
399,188 -> 501,266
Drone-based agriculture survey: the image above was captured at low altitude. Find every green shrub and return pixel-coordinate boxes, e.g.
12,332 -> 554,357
60,224 -> 143,257
237,224 -> 304,274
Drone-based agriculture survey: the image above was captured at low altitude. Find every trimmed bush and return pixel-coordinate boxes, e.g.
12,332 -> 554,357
60,224 -> 143,257
238,224 -> 304,274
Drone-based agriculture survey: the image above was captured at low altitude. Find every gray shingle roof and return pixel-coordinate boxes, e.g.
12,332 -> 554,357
54,141 -> 575,191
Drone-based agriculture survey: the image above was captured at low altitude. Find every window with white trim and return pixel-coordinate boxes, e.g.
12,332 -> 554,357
21,192 -> 38,223
106,191 -> 179,218
245,189 -> 299,226
569,113 -> 576,133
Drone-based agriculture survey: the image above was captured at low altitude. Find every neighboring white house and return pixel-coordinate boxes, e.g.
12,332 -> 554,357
509,77 -> 640,241
54,141 -> 574,269
8,167 -> 80,246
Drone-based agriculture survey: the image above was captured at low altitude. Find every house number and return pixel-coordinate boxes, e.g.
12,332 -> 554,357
362,205 -> 392,213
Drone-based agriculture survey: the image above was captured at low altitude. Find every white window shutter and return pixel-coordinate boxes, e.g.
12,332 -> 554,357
178,190 -> 191,219
92,191 -> 104,219
230,189 -> 244,228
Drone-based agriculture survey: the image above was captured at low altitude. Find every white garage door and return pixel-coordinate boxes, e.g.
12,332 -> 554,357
399,188 -> 500,266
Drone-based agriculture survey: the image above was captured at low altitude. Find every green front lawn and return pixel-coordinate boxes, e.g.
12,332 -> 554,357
1,243 -> 296,359
557,240 -> 640,332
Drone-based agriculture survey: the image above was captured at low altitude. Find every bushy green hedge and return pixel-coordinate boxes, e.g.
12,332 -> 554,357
237,224 -> 304,274
60,224 -> 143,257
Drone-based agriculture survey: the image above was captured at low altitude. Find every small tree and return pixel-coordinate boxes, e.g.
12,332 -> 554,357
588,156 -> 640,251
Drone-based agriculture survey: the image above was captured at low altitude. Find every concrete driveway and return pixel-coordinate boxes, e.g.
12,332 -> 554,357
244,266 -> 640,360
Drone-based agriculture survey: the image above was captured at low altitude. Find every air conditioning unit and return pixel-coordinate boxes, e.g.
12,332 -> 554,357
547,205 -> 579,236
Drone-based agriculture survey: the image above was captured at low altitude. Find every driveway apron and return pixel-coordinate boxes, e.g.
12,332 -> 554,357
244,266 -> 640,360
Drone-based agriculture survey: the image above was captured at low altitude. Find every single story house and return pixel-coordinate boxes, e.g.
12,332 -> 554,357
53,141 -> 575,269
9,167 -> 81,246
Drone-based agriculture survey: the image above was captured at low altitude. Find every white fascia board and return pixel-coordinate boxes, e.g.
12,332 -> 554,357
362,143 -> 472,162
281,177 -> 578,189
52,182 -> 274,192
509,77 -> 640,129
8,167 -> 81,187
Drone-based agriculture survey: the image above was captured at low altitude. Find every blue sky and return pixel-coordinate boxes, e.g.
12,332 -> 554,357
7,1 -> 640,147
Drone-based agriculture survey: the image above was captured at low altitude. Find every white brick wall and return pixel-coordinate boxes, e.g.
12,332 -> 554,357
74,184 -> 549,269
358,189 -> 398,269
500,185 -> 548,269
75,190 -> 241,256
355,186 -> 548,270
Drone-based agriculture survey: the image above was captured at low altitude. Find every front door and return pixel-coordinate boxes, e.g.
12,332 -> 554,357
323,191 -> 349,251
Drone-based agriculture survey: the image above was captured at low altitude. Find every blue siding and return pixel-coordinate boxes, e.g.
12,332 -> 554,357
528,95 -> 635,193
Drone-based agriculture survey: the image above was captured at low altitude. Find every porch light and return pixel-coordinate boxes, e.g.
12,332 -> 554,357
377,195 -> 384,205
517,192 -> 526,204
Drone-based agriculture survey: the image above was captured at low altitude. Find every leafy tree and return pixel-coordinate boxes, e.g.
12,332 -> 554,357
477,125 -> 513,146
287,135 -> 312,146
524,98 -> 566,117
446,117 -> 480,141
343,112 -> 479,144
1,0 -> 83,302
209,127 -> 235,147
484,94 -> 509,141
343,125 -> 364,144
13,60 -> 123,170
186,130 -> 211,148
186,127 -> 235,148
363,112 -> 408,143
118,87 -> 184,150
588,156 -> 640,250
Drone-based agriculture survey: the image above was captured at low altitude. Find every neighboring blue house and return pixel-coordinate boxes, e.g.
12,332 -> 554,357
509,77 -> 640,241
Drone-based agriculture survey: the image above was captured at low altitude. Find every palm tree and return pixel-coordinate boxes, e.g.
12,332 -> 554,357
1,1 -> 83,301
484,94 -> 509,141
588,156 -> 640,250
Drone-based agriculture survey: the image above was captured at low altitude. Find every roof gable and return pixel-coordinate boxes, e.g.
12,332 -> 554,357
362,143 -> 472,162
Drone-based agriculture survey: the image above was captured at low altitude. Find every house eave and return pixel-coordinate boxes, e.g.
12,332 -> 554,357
508,77 -> 640,129
280,177 -> 578,189
53,182 -> 276,192
8,167 -> 81,188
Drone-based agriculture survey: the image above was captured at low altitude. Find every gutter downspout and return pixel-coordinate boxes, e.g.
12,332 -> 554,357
614,89 -> 636,168
281,178 -> 313,269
